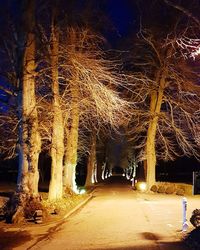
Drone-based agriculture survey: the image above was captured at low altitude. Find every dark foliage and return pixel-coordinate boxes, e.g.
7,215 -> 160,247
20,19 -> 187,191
3,193 -> 44,223
190,209 -> 200,228
157,186 -> 166,193
165,186 -> 175,194
184,227 -> 200,250
176,188 -> 185,196
24,199 -> 43,219
150,185 -> 158,192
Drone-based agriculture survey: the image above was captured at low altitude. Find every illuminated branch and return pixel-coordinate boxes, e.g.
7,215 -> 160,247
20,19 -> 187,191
163,0 -> 200,26
60,27 -> 132,129
176,36 -> 200,59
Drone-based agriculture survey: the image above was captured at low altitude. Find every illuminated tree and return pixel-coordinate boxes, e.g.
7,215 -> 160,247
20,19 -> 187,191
127,1 -> 200,188
163,0 -> 200,27
85,130 -> 97,187
17,0 -> 41,197
48,9 -> 65,201
0,0 -> 44,222
61,27 -> 130,192
0,1 -> 41,197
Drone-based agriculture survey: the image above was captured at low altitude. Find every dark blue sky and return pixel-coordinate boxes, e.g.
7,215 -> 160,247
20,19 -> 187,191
106,0 -> 136,37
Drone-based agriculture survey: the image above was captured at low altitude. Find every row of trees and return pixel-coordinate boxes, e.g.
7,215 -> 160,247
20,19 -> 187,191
0,0 -> 200,218
0,0 -> 131,206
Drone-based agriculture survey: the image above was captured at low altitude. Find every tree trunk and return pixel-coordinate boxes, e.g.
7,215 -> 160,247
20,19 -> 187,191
96,161 -> 103,183
48,24 -> 64,201
17,1 -> 41,196
146,116 -> 158,188
146,71 -> 166,189
63,84 -> 79,192
85,132 -> 96,187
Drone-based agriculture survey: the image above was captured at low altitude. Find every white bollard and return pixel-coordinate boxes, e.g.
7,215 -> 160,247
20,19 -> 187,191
182,197 -> 188,232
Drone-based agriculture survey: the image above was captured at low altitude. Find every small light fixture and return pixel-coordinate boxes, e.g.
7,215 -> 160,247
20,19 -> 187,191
138,182 -> 147,192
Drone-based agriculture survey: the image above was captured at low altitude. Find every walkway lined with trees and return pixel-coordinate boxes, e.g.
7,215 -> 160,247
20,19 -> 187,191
8,177 -> 193,250
0,0 -> 199,224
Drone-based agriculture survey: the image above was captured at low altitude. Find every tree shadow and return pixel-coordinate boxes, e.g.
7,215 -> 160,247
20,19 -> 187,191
0,228 -> 32,250
93,242 -> 188,250
93,232 -> 189,250
0,191 -> 13,198
140,232 -> 162,241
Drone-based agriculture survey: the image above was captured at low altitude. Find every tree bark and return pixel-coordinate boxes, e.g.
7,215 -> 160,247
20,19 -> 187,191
146,70 -> 165,189
85,132 -> 97,187
96,161 -> 103,183
63,83 -> 79,192
17,1 -> 41,196
48,24 -> 64,201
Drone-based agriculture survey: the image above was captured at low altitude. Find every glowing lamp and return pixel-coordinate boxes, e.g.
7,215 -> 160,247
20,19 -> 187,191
138,182 -> 147,192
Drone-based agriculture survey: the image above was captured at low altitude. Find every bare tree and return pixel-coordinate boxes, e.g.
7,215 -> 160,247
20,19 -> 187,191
48,11 -> 65,201
126,2 -> 200,188
16,0 -> 41,197
60,27 -> 131,192
0,1 -> 41,197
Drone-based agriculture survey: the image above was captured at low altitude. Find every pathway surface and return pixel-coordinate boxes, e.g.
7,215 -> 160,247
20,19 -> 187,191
14,176 -> 194,250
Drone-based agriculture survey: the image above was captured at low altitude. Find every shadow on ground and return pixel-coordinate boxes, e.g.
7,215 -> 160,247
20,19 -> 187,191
93,242 -> 188,250
93,232 -> 189,250
0,192 -> 13,198
0,228 -> 32,250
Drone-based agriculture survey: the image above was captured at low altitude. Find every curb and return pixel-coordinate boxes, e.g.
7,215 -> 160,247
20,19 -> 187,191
63,192 -> 94,220
32,189 -> 96,228
15,192 -> 95,249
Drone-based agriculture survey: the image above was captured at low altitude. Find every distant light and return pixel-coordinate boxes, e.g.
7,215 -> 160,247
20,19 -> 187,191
73,186 -> 80,194
91,175 -> 95,184
72,175 -> 85,194
138,182 -> 147,192
79,189 -> 86,194
73,187 -> 86,195
72,175 -> 79,194
122,173 -> 125,177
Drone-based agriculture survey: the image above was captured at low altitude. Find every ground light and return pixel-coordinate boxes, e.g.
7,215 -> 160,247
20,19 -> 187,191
78,189 -> 86,195
137,182 -> 147,192
72,174 -> 86,194
73,186 -> 86,195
